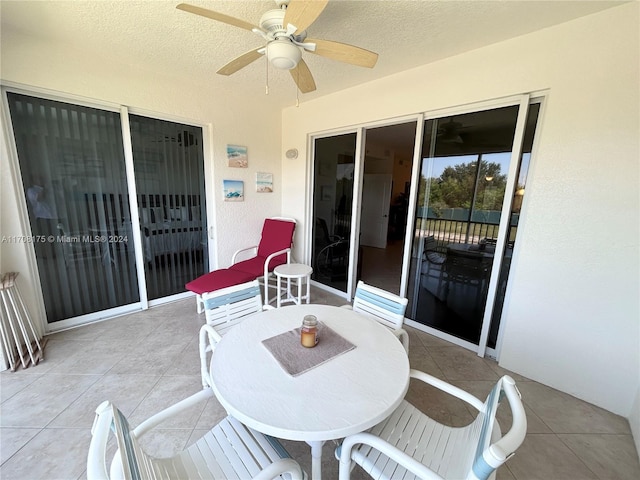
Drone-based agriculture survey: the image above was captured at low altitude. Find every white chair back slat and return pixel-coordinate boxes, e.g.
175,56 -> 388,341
216,417 -> 263,477
353,282 -> 407,323
228,416 -> 280,468
400,409 -> 427,459
203,281 -> 263,330
150,460 -> 168,480
177,447 -> 207,479
166,456 -> 190,480
380,457 -> 402,479
190,431 -> 229,478
204,428 -> 244,479
351,281 -> 409,352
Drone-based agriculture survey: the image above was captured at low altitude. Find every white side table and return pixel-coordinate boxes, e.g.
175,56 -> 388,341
274,263 -> 313,308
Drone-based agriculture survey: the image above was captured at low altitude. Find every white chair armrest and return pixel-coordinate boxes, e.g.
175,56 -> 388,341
338,432 -> 444,480
253,458 -> 305,480
488,377 -> 527,462
410,369 -> 485,412
263,247 -> 292,278
394,328 -> 410,353
132,388 -> 213,438
232,245 -> 258,264
87,401 -> 113,480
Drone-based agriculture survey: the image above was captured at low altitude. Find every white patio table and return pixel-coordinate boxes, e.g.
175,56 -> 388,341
210,303 -> 410,480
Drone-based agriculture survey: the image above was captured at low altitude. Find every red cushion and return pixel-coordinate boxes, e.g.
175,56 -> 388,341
256,219 -> 295,260
185,269 -> 255,295
231,255 -> 287,276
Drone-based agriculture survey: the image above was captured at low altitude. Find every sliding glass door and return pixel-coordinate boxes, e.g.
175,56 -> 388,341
357,122 -> 417,295
309,98 -> 541,355
7,93 -> 139,322
405,101 -> 540,351
310,133 -> 357,293
129,115 -> 208,300
6,92 -> 208,326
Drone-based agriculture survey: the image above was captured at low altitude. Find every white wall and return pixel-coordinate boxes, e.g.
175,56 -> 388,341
0,29 -> 286,328
281,3 -> 639,418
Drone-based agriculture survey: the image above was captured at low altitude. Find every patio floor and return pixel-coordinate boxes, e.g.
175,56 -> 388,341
1,287 -> 638,479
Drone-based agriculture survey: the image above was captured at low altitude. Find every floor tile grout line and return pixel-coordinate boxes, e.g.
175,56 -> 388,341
524,432 -> 602,479
0,426 -> 45,468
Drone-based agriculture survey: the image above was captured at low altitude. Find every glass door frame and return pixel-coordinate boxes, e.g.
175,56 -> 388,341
307,95 -> 537,359
126,106 -> 214,310
306,114 -> 425,302
402,94 -> 533,357
1,83 -> 214,333
306,127 -> 359,301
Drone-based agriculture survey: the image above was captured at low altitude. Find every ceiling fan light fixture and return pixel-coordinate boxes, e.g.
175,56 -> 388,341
267,39 -> 301,70
440,133 -> 463,144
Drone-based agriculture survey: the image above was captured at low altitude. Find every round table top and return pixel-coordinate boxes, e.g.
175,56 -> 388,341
274,263 -> 313,277
210,304 -> 410,442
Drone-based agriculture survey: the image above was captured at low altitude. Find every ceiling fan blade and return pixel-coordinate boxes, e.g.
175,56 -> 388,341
217,48 -> 264,76
176,3 -> 259,32
306,38 -> 378,68
283,0 -> 329,35
290,59 -> 316,93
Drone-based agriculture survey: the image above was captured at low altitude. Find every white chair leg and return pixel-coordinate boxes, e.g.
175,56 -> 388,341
196,294 -> 204,314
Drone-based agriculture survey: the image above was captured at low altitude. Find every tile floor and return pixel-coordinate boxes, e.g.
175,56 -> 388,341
1,287 -> 638,480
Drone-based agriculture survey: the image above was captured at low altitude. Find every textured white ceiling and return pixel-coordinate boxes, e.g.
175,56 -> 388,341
0,0 -> 626,108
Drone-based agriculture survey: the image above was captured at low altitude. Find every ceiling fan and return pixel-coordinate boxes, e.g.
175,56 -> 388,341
176,0 -> 379,94
437,119 -> 466,144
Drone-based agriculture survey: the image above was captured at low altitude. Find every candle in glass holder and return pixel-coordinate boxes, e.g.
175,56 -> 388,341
301,315 -> 318,348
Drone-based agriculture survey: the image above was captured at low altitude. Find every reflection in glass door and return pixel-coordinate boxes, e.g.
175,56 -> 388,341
406,104 -> 539,347
7,93 -> 140,322
311,133 -> 356,293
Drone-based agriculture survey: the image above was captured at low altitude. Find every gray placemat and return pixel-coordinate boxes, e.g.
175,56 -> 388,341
262,323 -> 356,377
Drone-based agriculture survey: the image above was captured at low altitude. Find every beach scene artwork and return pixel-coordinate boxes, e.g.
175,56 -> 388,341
256,172 -> 273,193
223,180 -> 244,202
227,144 -> 248,168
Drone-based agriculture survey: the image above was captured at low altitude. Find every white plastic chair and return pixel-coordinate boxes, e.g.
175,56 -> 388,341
202,279 -> 264,335
343,281 -> 409,352
336,372 -> 527,480
87,388 -> 305,480
199,279 -> 270,387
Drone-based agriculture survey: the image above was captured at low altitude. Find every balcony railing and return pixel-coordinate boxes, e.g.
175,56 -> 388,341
415,212 -> 518,247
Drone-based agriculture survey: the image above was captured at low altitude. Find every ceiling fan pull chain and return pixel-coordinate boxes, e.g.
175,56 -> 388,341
295,69 -> 300,107
265,56 -> 269,95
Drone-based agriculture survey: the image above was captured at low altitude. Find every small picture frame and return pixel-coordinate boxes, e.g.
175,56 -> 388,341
227,145 -> 248,168
256,172 -> 273,193
320,185 -> 332,201
223,180 -> 244,202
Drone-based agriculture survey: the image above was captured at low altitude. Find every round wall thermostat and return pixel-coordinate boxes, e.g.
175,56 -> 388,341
285,148 -> 298,159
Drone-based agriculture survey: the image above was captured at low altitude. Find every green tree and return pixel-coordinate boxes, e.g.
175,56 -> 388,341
418,158 -> 507,216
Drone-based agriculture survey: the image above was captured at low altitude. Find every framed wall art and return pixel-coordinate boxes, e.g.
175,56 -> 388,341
227,145 -> 248,168
256,172 -> 273,193
223,180 -> 244,202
